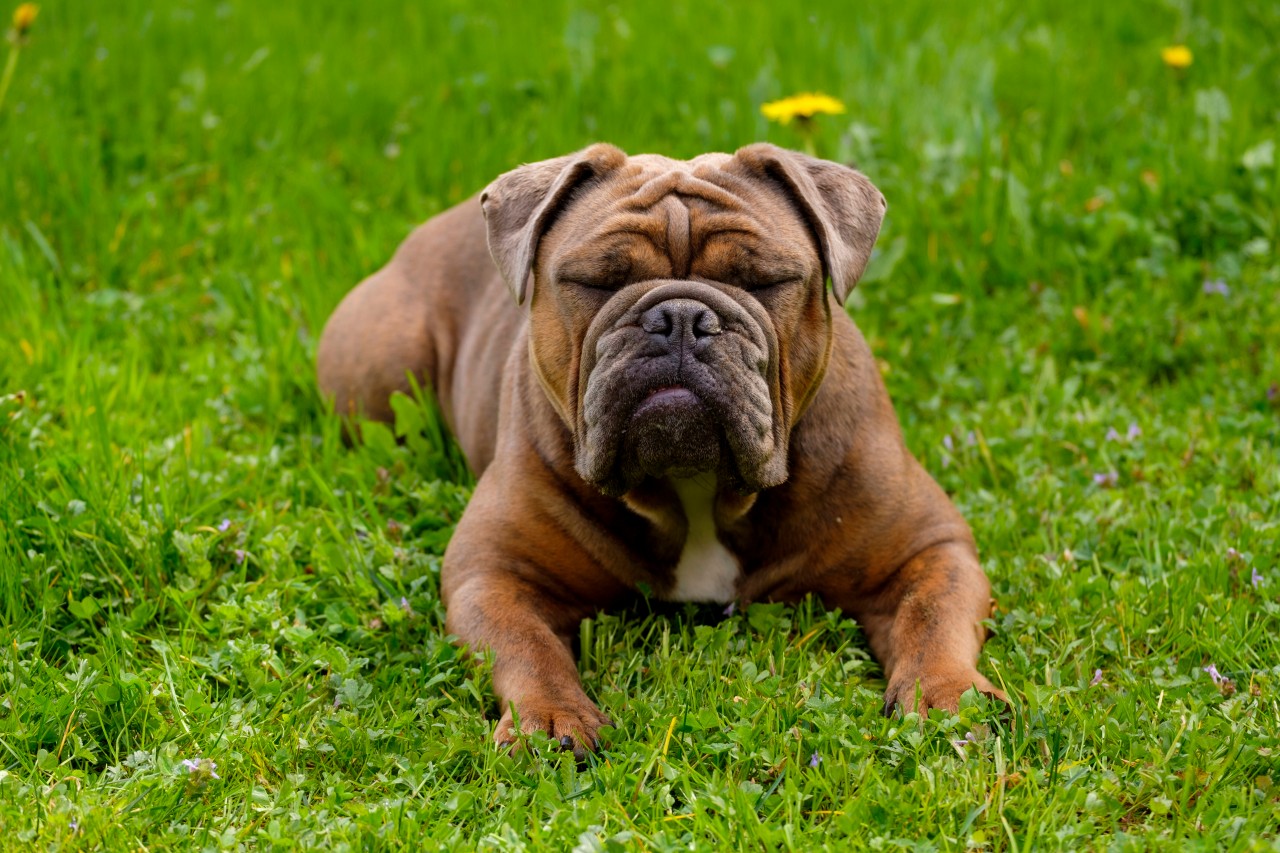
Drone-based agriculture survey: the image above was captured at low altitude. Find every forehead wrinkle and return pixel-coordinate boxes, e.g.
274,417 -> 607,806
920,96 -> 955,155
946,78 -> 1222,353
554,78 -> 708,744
595,213 -> 666,245
692,218 -> 764,240
691,221 -> 816,281
688,214 -> 763,266
624,169 -> 749,212
671,179 -> 744,210
626,172 -> 683,209
661,195 -> 692,278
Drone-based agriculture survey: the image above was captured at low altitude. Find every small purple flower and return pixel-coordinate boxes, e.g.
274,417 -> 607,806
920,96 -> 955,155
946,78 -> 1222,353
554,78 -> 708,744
181,758 -> 219,779
1093,470 -> 1118,487
69,820 -> 79,832
233,549 -> 247,565
1090,668 -> 1103,686
951,731 -> 979,751
965,431 -> 977,447
1202,278 -> 1230,296
809,751 -> 821,768
1252,567 -> 1264,589
1126,423 -> 1142,441
1105,427 -> 1121,442
723,601 -> 736,617
1203,664 -> 1226,685
1227,547 -> 1241,561
217,519 -> 231,532
942,435 -> 954,452
399,596 -> 413,615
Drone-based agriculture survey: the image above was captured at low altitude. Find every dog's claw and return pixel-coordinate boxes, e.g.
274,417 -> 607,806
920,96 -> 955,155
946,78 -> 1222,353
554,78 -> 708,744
882,670 -> 1009,716
492,699 -> 611,758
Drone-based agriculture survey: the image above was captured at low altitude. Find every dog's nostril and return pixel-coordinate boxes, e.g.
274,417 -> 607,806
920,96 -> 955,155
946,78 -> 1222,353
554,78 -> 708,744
694,311 -> 721,337
641,308 -> 673,336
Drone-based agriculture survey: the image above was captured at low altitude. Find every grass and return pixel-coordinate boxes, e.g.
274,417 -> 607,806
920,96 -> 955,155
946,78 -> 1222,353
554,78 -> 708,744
1,0 -> 1278,848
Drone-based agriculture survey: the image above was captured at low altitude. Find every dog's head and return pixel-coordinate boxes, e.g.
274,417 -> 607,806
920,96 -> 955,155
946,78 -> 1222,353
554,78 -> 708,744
481,143 -> 885,497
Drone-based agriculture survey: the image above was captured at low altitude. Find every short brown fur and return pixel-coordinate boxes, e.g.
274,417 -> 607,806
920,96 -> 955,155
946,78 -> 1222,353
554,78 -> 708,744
317,144 -> 1005,756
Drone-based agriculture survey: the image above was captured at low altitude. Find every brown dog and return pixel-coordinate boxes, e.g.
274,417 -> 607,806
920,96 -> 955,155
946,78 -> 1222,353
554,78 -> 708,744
317,143 -> 1005,756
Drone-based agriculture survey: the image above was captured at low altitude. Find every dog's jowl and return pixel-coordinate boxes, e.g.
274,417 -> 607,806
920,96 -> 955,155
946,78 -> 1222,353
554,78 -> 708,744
317,144 -> 1006,757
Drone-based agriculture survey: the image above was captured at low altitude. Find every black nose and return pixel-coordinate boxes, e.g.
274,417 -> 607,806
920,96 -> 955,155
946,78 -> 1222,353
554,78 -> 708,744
640,299 -> 722,342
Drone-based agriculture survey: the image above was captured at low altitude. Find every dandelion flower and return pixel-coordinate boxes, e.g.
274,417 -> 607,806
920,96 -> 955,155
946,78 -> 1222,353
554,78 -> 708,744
1,4 -> 38,114
1161,45 -> 1193,69
11,3 -> 37,36
761,92 -> 846,125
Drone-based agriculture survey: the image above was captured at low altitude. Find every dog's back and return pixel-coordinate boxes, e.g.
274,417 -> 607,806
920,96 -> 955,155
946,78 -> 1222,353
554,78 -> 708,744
317,196 -> 521,471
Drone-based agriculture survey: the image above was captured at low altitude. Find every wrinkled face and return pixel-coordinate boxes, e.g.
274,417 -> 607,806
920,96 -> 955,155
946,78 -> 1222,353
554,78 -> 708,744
527,157 -> 834,497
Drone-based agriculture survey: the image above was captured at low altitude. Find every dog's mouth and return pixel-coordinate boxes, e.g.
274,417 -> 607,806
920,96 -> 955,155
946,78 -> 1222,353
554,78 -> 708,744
620,384 -> 722,482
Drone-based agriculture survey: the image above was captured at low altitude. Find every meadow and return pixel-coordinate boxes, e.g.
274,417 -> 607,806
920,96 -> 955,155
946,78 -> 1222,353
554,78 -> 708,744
1,0 -> 1278,848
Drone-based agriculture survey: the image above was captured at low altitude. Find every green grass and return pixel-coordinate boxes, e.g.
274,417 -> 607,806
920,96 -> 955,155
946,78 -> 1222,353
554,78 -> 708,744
2,0 -> 1278,848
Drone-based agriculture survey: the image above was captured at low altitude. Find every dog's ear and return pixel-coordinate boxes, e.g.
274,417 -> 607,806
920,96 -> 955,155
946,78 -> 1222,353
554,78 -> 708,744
734,143 -> 887,305
481,144 -> 628,304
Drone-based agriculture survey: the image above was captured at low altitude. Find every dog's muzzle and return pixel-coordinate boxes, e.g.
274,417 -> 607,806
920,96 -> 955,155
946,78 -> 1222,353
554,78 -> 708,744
574,280 -> 785,496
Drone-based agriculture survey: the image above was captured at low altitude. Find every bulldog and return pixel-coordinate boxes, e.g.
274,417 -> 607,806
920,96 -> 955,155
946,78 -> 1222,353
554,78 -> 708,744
317,143 -> 1006,757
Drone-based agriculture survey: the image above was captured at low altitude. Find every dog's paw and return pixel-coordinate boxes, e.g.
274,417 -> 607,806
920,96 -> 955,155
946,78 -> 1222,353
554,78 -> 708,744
882,668 -> 1008,716
494,696 -> 612,759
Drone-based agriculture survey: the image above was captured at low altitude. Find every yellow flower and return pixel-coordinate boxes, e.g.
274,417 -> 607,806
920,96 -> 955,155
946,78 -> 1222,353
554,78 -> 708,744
12,3 -> 37,36
761,92 -> 846,125
1161,45 -> 1192,69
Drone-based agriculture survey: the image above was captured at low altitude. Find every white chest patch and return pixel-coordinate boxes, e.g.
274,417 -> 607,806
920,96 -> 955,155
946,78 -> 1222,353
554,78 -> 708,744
667,479 -> 740,603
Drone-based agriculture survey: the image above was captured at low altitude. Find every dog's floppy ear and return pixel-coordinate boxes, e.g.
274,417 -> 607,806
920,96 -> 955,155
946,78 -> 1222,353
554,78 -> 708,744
734,143 -> 887,305
481,144 -> 628,304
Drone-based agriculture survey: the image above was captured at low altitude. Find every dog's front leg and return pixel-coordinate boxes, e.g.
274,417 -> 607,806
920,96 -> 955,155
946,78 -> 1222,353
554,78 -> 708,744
821,540 -> 1007,714
444,569 -> 612,757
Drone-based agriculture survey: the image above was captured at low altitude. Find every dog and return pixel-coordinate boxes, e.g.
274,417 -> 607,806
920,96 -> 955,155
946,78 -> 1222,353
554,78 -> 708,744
317,143 -> 1006,756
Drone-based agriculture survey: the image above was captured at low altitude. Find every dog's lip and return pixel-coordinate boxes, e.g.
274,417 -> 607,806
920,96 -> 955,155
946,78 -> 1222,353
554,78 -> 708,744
632,385 -> 700,417
645,385 -> 696,402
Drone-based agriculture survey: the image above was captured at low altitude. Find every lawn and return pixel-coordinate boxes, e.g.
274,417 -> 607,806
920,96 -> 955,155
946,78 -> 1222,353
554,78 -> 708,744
1,0 -> 1278,848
